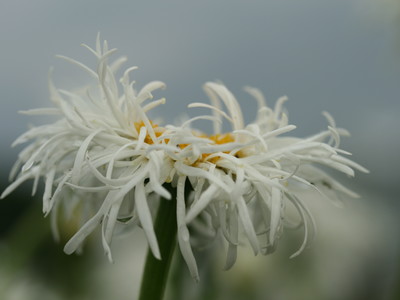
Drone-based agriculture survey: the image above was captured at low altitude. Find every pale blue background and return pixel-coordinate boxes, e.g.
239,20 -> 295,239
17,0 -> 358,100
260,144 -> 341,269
0,0 -> 399,299
1,0 -> 399,199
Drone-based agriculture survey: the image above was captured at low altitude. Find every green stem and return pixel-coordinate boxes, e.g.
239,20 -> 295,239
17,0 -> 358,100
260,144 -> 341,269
138,186 -> 177,300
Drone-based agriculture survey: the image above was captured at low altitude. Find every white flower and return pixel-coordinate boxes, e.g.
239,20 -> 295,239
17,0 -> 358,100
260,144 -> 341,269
2,36 -> 368,282
159,82 -> 369,279
1,35 -> 173,262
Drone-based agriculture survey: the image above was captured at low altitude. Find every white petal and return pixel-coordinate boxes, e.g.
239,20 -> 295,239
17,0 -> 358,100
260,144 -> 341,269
186,184 -> 219,223
269,180 -> 282,245
135,180 -> 160,260
1,168 -> 37,199
177,176 -> 199,281
71,129 -> 103,184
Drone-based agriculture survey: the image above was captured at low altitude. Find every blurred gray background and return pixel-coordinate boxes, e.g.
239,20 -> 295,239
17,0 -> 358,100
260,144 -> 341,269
0,0 -> 399,299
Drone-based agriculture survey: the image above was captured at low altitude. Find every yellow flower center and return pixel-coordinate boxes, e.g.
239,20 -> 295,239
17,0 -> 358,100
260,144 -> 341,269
199,133 -> 236,164
134,121 -> 164,145
134,121 -> 240,164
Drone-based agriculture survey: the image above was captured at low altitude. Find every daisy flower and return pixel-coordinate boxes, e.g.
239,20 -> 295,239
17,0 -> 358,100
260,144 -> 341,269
160,82 -> 368,280
2,36 -> 367,288
1,35 -> 173,262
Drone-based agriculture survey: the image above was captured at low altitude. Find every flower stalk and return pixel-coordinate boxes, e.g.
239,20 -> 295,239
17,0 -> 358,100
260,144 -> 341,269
138,184 -> 178,300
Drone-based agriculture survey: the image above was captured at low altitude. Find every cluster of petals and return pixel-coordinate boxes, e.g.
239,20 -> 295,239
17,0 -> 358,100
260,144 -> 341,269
1,36 -> 368,281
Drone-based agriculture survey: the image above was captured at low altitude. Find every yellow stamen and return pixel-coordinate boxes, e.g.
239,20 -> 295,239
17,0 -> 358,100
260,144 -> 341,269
134,121 -> 164,144
134,121 -> 240,164
200,133 -> 238,164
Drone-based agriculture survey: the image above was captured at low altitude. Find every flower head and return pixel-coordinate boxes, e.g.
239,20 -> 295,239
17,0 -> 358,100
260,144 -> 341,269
158,82 -> 368,279
1,35 -> 173,262
2,36 -> 368,282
